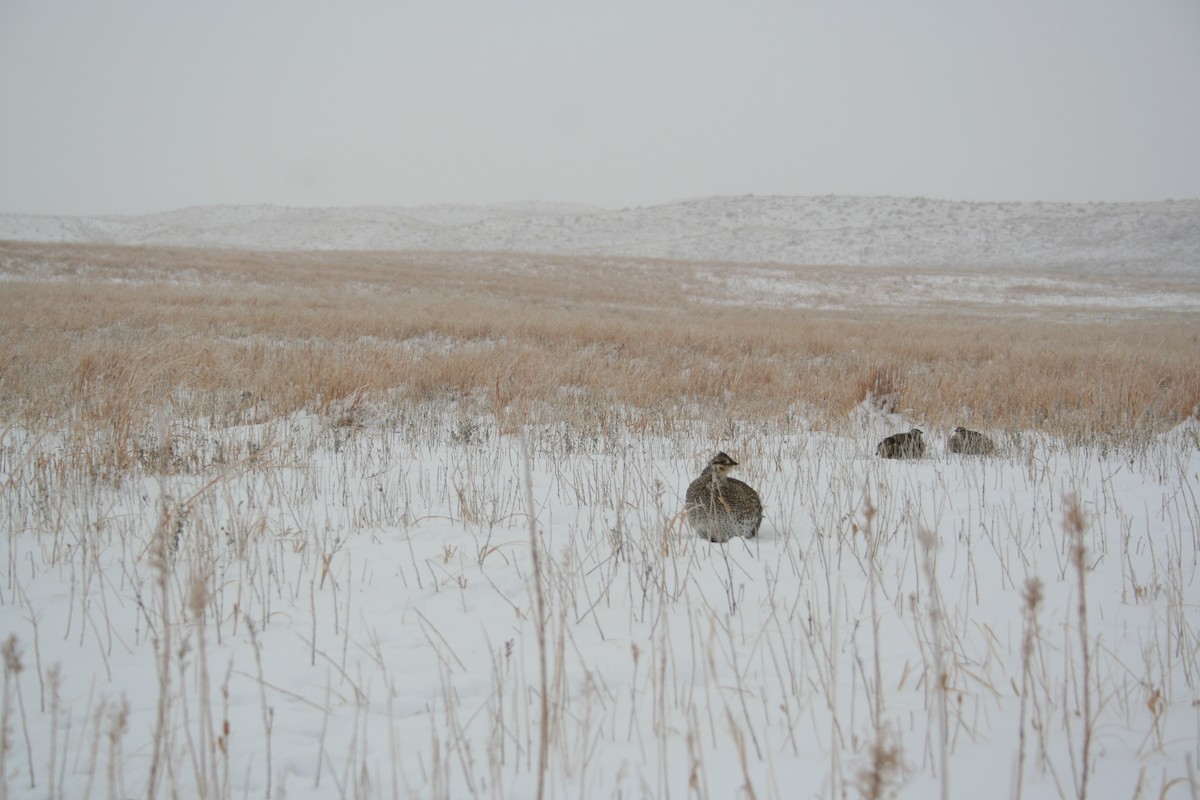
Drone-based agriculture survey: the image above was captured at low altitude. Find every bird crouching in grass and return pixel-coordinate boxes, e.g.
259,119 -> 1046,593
876,428 -> 925,459
685,451 -> 763,543
947,426 -> 996,455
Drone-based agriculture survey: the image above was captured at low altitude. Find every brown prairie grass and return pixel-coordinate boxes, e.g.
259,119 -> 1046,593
1,241 -> 1197,450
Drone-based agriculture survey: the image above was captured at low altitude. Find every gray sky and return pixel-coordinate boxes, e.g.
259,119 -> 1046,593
2,1 -> 1198,216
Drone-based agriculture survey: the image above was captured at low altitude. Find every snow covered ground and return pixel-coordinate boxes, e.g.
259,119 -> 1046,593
2,195 -> 1198,274
1,405 -> 1197,799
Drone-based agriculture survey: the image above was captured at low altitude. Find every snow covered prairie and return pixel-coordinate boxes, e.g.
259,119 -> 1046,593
1,404 -> 1197,799
0,195 -> 1197,798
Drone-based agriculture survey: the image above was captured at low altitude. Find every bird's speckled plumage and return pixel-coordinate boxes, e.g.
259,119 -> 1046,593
948,426 -> 996,455
685,452 -> 763,543
876,428 -> 925,459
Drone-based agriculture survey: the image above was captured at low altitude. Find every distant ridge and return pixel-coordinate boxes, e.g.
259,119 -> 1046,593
2,195 -> 1197,274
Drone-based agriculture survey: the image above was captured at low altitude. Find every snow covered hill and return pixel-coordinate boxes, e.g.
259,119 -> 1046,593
2,195 -> 1198,274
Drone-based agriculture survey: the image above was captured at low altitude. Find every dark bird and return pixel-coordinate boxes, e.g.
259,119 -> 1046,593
876,428 -> 925,459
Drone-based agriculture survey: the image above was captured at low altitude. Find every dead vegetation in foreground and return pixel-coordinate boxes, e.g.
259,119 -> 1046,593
0,240 -> 1196,448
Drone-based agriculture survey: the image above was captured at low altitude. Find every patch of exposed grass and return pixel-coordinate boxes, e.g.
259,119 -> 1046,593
1,241 -> 1196,451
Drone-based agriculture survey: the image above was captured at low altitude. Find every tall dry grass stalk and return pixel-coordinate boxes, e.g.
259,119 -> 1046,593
1014,576 -> 1044,800
1,241 -> 1196,452
919,529 -> 949,800
857,492 -> 906,799
1,635 -> 33,799
1064,496 -> 1093,800
146,497 -> 176,799
520,428 -> 550,800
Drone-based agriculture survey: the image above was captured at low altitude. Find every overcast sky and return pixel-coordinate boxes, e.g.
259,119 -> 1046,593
1,1 -> 1198,216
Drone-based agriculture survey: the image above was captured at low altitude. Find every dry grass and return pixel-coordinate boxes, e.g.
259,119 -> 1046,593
1,240 -> 1196,450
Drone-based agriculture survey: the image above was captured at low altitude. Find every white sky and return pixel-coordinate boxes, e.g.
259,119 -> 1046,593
1,1 -> 1198,215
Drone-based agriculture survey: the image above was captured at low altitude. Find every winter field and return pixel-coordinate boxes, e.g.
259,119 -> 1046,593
1,219 -> 1199,799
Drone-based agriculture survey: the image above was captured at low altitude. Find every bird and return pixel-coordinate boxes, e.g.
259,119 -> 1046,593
876,428 -> 925,459
947,426 -> 996,455
684,452 -> 763,543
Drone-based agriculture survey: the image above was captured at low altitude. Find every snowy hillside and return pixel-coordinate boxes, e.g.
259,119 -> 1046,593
2,195 -> 1197,273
